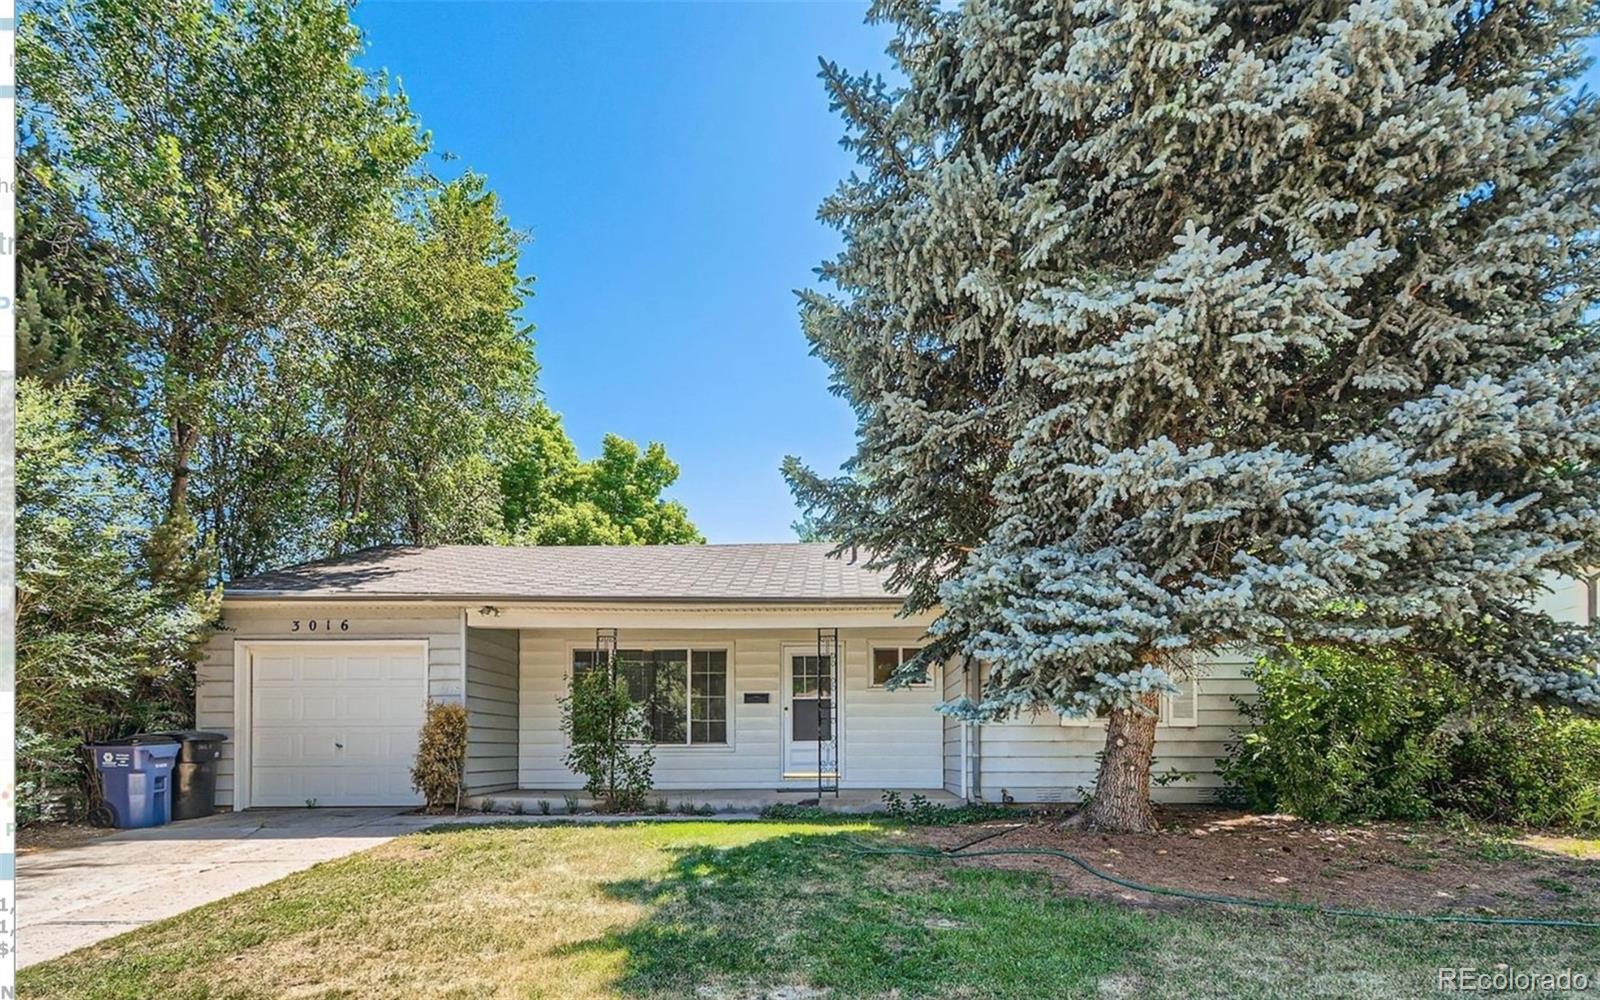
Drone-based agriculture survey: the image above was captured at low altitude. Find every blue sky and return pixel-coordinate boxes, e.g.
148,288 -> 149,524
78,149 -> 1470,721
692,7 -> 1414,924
354,2 -> 896,543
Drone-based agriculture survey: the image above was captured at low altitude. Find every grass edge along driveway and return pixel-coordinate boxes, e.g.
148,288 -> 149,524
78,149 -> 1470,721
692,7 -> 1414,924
21,819 -> 1599,999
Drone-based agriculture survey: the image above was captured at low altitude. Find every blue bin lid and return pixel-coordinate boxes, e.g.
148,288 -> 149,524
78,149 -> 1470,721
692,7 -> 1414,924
100,733 -> 180,746
89,740 -> 180,764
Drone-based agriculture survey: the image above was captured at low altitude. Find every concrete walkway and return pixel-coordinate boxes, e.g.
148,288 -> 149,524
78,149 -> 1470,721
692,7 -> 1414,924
18,808 -> 421,968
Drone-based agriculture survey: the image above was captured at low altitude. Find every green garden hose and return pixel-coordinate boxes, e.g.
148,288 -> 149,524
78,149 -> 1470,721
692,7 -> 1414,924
840,838 -> 1600,930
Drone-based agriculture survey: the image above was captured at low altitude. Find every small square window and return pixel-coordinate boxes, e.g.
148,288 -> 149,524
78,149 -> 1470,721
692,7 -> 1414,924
871,646 -> 927,687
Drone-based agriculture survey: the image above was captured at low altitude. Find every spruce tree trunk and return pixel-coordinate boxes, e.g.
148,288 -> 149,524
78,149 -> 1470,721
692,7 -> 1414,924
1072,689 -> 1160,833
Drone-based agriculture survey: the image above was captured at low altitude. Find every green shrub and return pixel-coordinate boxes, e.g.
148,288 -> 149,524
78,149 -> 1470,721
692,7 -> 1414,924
17,381 -> 215,823
1219,649 -> 1600,830
761,796 -> 1019,825
881,790 -> 1025,825
1218,649 -> 1457,822
561,668 -> 654,812
758,803 -> 831,821
411,701 -> 469,813
1434,709 -> 1600,830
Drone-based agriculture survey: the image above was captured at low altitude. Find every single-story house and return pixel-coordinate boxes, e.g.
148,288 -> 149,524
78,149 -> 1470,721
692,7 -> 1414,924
199,543 -> 1598,811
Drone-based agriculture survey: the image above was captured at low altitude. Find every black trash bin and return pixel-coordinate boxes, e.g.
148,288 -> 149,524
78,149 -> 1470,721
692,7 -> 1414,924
141,730 -> 228,821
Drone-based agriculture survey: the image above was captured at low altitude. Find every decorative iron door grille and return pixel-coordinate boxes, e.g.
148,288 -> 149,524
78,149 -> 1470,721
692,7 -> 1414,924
815,627 -> 840,797
594,627 -> 619,678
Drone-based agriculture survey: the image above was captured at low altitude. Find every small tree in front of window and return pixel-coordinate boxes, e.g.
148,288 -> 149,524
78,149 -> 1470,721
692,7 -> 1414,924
561,668 -> 654,812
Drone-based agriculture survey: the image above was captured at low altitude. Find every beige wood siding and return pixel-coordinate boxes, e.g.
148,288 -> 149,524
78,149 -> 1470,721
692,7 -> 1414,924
518,627 -> 942,790
1532,571 -> 1595,625
974,650 -> 1254,805
197,602 -> 464,808
465,627 -> 520,794
844,637 -> 945,788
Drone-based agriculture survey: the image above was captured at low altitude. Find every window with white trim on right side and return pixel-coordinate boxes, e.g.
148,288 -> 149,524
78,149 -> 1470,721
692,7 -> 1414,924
870,646 -> 929,687
1059,678 -> 1199,728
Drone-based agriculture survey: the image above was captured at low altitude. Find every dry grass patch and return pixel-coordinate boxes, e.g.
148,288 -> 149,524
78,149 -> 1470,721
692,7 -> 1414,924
1519,833 -> 1600,861
20,822 -> 886,1000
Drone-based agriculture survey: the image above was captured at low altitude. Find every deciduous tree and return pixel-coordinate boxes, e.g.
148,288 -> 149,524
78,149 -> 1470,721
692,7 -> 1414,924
14,0 -> 707,801
20,0 -> 424,582
502,408 -> 703,546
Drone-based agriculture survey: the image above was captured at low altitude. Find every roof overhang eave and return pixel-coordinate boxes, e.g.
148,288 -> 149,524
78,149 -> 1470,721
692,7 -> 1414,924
221,590 -> 908,607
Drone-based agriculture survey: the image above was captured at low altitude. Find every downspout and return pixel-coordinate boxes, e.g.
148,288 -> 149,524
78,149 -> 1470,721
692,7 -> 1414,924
459,608 -> 470,706
964,655 -> 982,803
460,608 -> 471,803
960,717 -> 970,801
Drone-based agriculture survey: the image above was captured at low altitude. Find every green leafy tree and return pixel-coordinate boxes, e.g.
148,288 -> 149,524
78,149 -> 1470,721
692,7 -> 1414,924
788,0 -> 1600,830
560,667 -> 655,812
199,362 -> 329,580
15,380 -> 213,821
20,0 -> 425,583
501,408 -> 703,545
13,0 -> 707,825
201,172 -> 540,576
499,404 -> 585,533
15,139 -> 142,434
310,174 -> 535,555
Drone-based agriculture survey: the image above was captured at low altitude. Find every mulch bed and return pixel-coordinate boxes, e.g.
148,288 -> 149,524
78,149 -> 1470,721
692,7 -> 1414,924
911,810 -> 1599,918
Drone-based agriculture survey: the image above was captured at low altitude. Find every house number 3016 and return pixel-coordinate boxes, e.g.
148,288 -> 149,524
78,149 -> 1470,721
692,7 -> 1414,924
291,619 -> 350,632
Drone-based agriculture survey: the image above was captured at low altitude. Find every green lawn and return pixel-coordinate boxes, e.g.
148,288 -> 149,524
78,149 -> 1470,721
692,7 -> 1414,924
22,820 -> 1599,999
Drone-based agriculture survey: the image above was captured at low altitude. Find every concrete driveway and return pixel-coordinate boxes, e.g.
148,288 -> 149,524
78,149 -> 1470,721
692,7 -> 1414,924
18,808 -> 422,968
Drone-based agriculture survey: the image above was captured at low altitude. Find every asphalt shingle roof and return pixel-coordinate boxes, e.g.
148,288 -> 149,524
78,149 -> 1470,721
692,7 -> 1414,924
224,543 -> 903,603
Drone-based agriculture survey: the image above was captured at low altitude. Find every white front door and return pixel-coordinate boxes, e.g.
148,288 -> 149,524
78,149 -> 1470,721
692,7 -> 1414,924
781,646 -> 838,778
249,642 -> 427,807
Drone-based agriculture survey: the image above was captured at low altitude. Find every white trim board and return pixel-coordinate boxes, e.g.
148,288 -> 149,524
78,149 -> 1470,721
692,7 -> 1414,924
468,603 -> 931,631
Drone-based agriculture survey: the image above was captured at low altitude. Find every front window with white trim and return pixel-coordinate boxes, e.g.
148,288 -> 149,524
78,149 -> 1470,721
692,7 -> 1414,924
572,647 -> 729,745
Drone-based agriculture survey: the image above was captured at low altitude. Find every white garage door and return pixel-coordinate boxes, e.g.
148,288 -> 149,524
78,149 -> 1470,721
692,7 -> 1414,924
250,642 -> 427,807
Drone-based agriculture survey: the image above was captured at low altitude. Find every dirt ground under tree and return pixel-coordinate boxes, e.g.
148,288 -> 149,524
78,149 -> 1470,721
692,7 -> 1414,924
914,809 -> 1600,920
